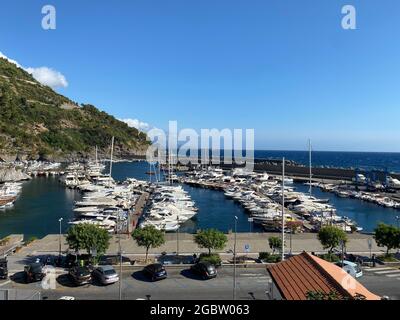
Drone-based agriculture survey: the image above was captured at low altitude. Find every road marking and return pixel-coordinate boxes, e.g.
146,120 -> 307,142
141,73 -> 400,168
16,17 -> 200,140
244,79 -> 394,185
364,267 -> 392,272
386,273 -> 400,277
375,270 -> 400,275
0,280 -> 11,287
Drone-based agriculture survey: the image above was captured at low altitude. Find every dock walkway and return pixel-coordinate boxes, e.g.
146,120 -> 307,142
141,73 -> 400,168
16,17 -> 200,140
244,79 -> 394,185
129,192 -> 150,233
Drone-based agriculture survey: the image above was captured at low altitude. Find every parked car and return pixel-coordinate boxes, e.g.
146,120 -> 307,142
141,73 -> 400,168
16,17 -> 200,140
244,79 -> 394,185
41,255 -> 57,267
0,258 -> 8,280
142,263 -> 167,281
69,266 -> 92,286
58,296 -> 75,300
335,260 -> 363,278
190,261 -> 217,279
92,265 -> 119,285
99,255 -> 132,266
158,254 -> 196,265
24,263 -> 45,283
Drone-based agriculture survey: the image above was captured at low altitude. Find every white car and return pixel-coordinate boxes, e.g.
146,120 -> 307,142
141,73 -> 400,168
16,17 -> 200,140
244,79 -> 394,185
336,260 -> 363,278
58,296 -> 75,300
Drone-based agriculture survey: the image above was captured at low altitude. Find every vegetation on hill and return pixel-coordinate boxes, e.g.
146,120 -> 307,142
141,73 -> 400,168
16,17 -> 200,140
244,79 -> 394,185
0,57 -> 149,160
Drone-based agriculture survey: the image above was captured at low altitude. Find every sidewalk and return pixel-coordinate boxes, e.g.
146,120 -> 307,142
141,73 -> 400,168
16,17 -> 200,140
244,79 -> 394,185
12,232 -> 383,257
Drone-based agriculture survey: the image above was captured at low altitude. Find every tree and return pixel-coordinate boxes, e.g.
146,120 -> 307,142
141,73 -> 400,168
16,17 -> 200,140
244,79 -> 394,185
132,226 -> 165,262
66,223 -> 111,258
194,229 -> 228,255
317,226 -> 347,254
374,223 -> 400,256
286,220 -> 303,234
306,290 -> 340,300
268,236 -> 282,254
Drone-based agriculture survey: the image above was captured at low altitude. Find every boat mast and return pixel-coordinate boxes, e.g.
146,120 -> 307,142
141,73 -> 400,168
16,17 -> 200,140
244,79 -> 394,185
109,136 -> 114,186
309,139 -> 312,198
281,157 -> 285,262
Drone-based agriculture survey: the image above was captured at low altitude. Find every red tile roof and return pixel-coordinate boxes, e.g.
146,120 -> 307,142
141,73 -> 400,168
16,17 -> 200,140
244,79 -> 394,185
267,252 -> 380,300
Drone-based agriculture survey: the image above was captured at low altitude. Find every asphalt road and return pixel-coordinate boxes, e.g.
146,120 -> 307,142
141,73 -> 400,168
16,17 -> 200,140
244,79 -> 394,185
358,267 -> 400,300
0,266 -> 270,300
2,265 -> 400,300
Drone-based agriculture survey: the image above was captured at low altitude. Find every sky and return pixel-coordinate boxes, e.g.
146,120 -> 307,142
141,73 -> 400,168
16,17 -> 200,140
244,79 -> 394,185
0,0 -> 400,152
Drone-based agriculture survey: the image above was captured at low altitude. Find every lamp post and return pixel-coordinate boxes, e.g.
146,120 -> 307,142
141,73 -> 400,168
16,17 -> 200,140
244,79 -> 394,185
340,240 -> 345,266
281,158 -> 285,261
177,215 -> 180,255
118,213 -> 123,300
233,215 -> 238,300
58,218 -> 63,257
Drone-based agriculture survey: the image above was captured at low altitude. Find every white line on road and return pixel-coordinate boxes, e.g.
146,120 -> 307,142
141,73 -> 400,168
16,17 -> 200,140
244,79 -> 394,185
386,273 -> 400,277
364,267 -> 392,272
0,280 -> 11,287
375,270 -> 400,275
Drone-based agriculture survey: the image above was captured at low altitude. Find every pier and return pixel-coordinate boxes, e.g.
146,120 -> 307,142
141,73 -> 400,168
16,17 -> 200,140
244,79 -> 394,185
130,191 -> 150,233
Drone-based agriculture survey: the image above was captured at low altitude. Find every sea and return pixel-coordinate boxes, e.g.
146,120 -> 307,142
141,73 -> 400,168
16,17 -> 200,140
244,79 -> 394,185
1,151 -> 400,239
253,150 -> 400,173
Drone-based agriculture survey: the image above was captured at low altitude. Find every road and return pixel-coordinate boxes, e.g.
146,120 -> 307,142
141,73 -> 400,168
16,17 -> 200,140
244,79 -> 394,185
2,264 -> 400,300
0,266 -> 270,300
358,266 -> 400,300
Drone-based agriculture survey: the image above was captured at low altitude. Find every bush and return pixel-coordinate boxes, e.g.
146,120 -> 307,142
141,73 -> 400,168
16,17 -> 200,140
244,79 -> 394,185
377,254 -> 399,262
258,252 -> 281,263
0,237 -> 10,246
24,236 -> 38,246
319,253 -> 340,263
199,253 -> 222,266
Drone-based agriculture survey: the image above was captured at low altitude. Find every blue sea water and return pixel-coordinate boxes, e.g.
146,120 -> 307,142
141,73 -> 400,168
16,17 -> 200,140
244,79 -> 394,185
254,150 -> 400,173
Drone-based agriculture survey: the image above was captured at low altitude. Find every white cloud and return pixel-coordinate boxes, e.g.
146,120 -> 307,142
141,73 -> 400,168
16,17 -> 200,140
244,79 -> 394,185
120,118 -> 150,132
25,67 -> 68,89
0,51 -> 68,89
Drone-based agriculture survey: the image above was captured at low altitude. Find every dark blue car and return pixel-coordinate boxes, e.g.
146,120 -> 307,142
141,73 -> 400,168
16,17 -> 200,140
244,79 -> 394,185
143,263 -> 167,281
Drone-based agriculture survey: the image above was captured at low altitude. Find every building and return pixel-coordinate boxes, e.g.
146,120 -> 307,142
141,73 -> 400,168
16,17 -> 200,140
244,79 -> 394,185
266,252 -> 380,300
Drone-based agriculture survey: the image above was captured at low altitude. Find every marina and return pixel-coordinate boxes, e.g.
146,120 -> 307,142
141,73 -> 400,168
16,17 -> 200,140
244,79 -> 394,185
1,156 -> 400,239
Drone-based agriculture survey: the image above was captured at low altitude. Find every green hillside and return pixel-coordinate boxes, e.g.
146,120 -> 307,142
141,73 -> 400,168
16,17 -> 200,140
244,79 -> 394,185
0,57 -> 149,161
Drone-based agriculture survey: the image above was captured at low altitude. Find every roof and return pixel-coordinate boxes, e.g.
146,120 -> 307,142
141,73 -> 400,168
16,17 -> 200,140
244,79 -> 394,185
267,252 -> 380,300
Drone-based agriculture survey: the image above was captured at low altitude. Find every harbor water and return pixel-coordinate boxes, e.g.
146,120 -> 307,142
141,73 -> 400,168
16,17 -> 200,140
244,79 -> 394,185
0,161 -> 399,239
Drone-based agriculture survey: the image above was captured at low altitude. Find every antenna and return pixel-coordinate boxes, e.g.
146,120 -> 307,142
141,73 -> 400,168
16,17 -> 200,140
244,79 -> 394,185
309,139 -> 312,198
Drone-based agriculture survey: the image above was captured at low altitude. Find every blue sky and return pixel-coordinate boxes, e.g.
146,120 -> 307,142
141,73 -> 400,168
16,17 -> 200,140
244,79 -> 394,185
1,0 -> 400,152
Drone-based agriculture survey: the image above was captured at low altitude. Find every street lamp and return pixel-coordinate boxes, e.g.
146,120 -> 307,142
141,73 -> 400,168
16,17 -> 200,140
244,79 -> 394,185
58,218 -> 63,257
177,215 -> 180,256
233,215 -> 238,300
118,213 -> 123,300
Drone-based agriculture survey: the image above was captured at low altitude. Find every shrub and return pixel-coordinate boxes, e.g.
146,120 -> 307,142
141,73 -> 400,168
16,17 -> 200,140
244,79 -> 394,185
319,253 -> 340,263
0,237 -> 10,246
258,252 -> 281,263
25,236 -> 38,246
199,253 -> 222,266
